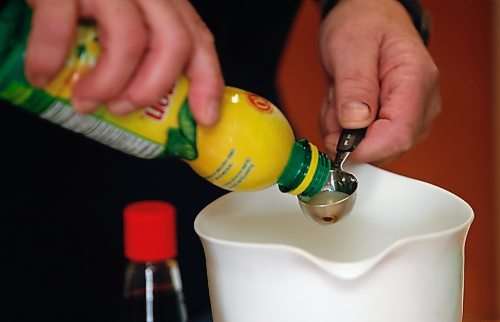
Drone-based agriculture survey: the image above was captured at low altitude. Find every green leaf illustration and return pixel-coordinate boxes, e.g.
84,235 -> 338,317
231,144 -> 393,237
165,128 -> 197,160
178,102 -> 197,144
164,102 -> 198,160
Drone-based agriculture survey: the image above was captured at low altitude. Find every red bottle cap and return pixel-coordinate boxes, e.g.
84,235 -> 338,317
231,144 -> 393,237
123,201 -> 177,262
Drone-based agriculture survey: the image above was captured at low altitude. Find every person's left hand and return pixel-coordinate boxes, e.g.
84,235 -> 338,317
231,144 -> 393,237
24,0 -> 224,126
319,0 -> 441,164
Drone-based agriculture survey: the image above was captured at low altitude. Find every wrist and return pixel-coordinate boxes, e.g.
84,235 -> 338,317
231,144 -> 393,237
319,0 -> 430,45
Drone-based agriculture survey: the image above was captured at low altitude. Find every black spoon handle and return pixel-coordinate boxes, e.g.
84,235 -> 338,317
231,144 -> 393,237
336,128 -> 368,153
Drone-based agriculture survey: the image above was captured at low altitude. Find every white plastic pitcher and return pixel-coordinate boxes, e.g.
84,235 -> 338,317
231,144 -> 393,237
194,164 -> 474,322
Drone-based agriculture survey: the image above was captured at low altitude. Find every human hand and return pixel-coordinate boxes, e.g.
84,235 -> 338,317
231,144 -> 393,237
319,0 -> 440,163
24,0 -> 223,126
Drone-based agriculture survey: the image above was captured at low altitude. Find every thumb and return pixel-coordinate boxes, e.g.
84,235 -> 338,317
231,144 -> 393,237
323,34 -> 380,129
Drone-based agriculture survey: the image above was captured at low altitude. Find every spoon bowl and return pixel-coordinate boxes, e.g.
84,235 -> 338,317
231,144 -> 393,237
298,128 -> 366,225
298,169 -> 358,224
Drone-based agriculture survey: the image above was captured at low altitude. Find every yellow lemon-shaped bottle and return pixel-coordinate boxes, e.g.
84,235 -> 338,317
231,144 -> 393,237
0,2 -> 331,198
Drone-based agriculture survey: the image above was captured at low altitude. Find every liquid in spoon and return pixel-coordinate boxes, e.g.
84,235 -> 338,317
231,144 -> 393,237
306,191 -> 350,206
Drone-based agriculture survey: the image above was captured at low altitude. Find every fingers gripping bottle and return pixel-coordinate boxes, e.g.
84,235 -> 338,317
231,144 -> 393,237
0,0 -> 331,199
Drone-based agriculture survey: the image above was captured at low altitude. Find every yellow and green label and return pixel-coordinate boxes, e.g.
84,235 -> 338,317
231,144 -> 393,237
0,8 -> 330,195
0,23 -> 198,160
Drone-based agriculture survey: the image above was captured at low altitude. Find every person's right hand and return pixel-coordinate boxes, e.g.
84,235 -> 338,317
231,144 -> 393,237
24,0 -> 224,126
318,0 -> 441,164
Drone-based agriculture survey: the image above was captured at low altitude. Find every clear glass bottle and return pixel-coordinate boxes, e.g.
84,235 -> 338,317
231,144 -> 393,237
122,201 -> 188,322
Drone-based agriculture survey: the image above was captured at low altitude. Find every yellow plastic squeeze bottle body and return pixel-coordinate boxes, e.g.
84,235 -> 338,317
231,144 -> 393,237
0,2 -> 331,198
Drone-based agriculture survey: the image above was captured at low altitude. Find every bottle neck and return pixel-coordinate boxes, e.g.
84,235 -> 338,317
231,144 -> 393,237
277,139 -> 331,198
123,261 -> 182,295
122,261 -> 188,322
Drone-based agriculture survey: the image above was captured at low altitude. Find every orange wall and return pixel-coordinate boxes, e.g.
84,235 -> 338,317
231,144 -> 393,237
278,1 -> 498,321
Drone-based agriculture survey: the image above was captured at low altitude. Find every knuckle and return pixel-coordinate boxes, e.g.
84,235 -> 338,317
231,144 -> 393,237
25,53 -> 62,84
337,73 -> 378,105
161,28 -> 192,56
394,126 -> 415,153
27,56 -> 53,75
414,54 -> 440,85
338,73 -> 378,90
430,96 -> 442,119
434,101 -> 442,117
119,30 -> 147,58
126,91 -> 158,107
425,61 -> 440,85
195,23 -> 215,46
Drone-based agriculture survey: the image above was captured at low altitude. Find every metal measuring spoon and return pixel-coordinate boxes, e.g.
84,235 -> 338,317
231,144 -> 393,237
298,128 -> 367,225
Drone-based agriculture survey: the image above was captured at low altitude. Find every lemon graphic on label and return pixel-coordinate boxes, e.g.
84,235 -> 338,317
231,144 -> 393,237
44,25 -> 100,99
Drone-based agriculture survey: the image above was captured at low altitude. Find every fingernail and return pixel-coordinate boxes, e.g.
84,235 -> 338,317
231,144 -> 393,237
72,99 -> 99,113
29,74 -> 50,87
108,99 -> 136,115
340,101 -> 371,122
324,133 -> 339,153
327,86 -> 334,105
202,99 -> 220,126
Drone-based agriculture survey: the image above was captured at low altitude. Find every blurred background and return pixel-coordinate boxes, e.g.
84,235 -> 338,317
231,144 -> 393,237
277,1 -> 498,321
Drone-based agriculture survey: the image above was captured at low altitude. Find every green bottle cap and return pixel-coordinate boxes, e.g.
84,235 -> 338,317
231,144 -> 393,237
277,139 -> 331,198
